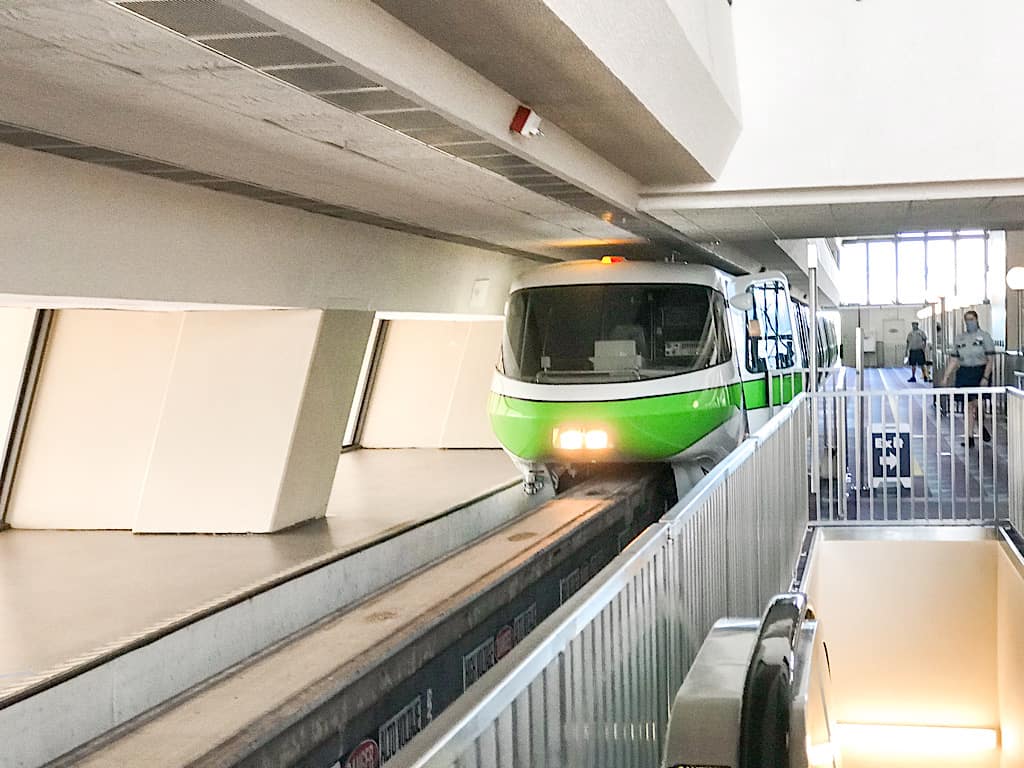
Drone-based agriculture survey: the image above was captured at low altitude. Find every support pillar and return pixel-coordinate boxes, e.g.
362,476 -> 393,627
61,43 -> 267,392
136,309 -> 370,533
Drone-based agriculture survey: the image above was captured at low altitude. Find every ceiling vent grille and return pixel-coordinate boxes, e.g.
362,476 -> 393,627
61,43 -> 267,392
0,119 -> 546,261
109,0 -> 707,256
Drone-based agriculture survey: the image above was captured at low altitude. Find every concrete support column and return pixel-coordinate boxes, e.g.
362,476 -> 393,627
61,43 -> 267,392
135,310 -> 367,533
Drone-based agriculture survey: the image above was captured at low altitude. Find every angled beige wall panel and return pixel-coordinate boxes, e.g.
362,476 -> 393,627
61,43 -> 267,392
135,310 -> 326,533
360,320 -> 465,448
6,310 -> 181,529
441,320 -> 502,448
359,318 -> 502,449
274,310 -> 372,530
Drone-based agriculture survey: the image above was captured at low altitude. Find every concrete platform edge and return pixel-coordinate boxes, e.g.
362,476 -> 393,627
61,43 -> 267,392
1,481 -> 545,768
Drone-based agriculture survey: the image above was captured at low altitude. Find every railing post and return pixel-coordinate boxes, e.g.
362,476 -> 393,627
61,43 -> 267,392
809,267 -> 820,499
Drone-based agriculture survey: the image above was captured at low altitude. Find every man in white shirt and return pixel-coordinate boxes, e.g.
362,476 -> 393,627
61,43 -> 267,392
905,322 -> 928,383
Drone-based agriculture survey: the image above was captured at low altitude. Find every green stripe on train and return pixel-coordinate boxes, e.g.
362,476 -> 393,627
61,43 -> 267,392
742,373 -> 805,410
488,383 -> 743,462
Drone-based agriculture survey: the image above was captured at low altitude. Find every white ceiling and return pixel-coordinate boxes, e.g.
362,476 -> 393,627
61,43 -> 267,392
647,198 -> 1024,243
368,0 -> 716,184
0,0 -> 647,260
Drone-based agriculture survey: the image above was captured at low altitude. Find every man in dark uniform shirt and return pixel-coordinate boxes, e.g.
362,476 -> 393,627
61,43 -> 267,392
940,310 -> 995,447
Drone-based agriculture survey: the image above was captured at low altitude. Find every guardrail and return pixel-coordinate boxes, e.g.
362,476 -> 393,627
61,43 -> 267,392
390,386 -> 1022,767
389,400 -> 810,768
809,387 -> 1016,524
764,366 -> 846,412
1010,388 -> 1024,534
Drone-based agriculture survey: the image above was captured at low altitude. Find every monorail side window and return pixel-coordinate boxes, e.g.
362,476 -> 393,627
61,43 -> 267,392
745,281 -> 796,373
500,283 -> 730,383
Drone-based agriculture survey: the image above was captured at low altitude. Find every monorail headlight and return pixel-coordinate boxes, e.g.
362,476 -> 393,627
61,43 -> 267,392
584,429 -> 608,450
555,428 -> 585,450
553,427 -> 610,451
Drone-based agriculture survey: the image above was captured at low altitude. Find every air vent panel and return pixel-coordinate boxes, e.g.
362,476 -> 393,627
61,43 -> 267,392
441,142 -> 505,159
39,146 -> 138,163
267,65 -> 378,93
0,119 -> 546,261
321,89 -> 418,113
119,0 -> 274,37
470,155 -> 536,170
105,1 -> 723,258
400,127 -> 481,145
370,110 -> 454,132
0,131 -> 75,148
201,35 -> 331,68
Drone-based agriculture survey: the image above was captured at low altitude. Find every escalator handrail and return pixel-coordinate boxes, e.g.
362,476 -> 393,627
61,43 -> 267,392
737,592 -> 809,768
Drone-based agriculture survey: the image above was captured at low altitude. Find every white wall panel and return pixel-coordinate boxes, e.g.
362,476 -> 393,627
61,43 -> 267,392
359,318 -> 502,449
807,539 -> 998,728
0,146 -> 537,316
274,310 -> 373,530
135,310 -> 323,533
7,310 -> 181,529
441,321 -> 503,448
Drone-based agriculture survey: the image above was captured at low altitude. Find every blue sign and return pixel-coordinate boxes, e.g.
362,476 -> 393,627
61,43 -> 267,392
871,429 -> 911,481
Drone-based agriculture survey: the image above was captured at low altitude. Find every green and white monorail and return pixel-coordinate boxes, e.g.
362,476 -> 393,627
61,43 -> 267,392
487,259 -> 838,494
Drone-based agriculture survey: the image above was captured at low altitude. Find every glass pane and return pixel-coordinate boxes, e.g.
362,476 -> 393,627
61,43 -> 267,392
927,238 -> 955,299
868,240 -> 897,304
502,283 -> 721,383
0,308 -> 37,483
897,240 -> 926,304
840,242 -> 868,304
955,237 -> 986,305
746,281 -> 795,372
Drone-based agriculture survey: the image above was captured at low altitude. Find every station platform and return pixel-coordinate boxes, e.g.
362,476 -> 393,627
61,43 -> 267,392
0,448 -> 519,704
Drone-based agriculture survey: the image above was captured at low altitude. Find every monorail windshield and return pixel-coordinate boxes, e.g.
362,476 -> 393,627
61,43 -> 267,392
500,283 -> 731,384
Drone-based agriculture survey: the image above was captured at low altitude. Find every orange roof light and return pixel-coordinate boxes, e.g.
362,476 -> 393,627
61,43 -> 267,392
601,256 -> 626,264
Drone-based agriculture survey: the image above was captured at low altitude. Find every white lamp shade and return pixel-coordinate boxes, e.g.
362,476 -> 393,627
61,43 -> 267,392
1007,266 -> 1024,291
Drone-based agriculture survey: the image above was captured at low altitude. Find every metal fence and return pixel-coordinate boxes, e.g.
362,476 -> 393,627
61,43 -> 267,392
808,387 -> 1017,524
1010,388 -> 1024,533
389,401 -> 810,768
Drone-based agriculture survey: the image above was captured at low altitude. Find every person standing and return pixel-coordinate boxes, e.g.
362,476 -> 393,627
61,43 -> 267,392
940,310 -> 995,447
905,321 -> 928,383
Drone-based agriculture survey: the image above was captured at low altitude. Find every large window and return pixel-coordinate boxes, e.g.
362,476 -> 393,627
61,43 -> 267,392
501,283 -> 731,383
839,230 -> 996,306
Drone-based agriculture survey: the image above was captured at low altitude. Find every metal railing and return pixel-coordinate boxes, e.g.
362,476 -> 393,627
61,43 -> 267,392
389,401 -> 810,768
1010,388 -> 1024,534
809,387 -> 1017,524
763,366 -> 847,413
